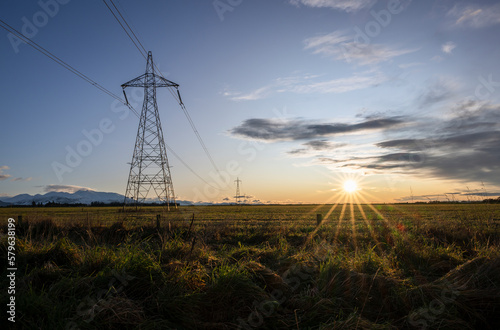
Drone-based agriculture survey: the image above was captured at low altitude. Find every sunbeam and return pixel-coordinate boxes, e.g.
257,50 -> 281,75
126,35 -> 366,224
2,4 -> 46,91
349,194 -> 357,250
354,195 -> 384,254
334,202 -> 348,243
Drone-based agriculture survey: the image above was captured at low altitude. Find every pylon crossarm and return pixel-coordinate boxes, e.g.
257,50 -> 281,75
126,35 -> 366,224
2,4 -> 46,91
121,73 -> 179,88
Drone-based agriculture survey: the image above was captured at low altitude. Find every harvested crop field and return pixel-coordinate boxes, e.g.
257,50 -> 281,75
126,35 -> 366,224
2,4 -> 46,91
1,204 -> 500,329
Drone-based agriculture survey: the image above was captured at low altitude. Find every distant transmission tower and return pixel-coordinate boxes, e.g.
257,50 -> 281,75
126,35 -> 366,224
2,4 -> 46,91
235,177 -> 242,204
122,51 -> 177,209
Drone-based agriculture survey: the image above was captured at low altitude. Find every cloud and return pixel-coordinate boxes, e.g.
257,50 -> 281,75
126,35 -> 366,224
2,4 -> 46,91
396,190 -> 500,202
447,3 -> 500,29
0,166 -> 32,182
461,192 -> 500,197
290,0 -> 376,12
376,138 -> 421,150
235,99 -> 500,187
304,140 -> 346,150
230,86 -> 273,101
416,76 -> 460,108
304,30 -> 417,65
371,102 -> 500,184
288,140 -> 348,156
0,166 -> 12,181
231,96 -> 500,187
431,55 -> 444,62
398,62 -> 424,69
303,30 -> 350,50
395,194 -> 456,202
229,72 -> 387,101
441,41 -> 456,54
42,185 -> 95,193
11,177 -> 32,182
333,131 -> 500,184
293,73 -> 387,94
230,116 -> 405,141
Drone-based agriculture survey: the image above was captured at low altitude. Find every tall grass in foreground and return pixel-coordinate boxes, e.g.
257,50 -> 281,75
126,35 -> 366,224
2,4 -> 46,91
1,204 -> 499,329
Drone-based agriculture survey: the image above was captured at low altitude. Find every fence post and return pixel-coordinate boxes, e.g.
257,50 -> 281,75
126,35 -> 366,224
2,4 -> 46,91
316,214 -> 323,226
187,213 -> 195,237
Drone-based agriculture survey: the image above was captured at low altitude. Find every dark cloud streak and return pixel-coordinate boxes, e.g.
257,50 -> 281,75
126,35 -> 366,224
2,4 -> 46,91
230,117 -> 405,141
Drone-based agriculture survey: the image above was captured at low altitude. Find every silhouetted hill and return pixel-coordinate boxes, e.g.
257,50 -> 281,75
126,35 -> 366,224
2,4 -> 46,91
0,190 -> 126,206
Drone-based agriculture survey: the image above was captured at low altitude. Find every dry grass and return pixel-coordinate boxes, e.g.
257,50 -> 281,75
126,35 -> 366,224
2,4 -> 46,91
0,204 -> 499,329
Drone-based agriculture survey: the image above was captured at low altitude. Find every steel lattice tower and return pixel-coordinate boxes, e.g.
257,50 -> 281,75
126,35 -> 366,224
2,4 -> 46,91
122,51 -> 178,209
235,177 -> 242,204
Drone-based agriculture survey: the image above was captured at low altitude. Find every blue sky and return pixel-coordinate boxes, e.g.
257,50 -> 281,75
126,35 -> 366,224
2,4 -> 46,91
1,0 -> 500,203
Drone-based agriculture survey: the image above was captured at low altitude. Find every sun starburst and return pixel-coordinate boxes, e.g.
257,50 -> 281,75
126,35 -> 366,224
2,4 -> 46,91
343,180 -> 358,193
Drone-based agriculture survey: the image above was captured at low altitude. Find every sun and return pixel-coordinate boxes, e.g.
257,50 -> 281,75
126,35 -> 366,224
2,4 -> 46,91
343,180 -> 358,193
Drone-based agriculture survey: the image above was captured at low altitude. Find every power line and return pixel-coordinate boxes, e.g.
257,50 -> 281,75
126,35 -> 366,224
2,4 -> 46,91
0,19 -> 125,104
164,143 -> 221,190
0,17 -> 220,190
109,0 -> 148,55
176,91 -> 220,175
0,18 -> 141,121
101,0 -> 147,60
101,1 -> 221,175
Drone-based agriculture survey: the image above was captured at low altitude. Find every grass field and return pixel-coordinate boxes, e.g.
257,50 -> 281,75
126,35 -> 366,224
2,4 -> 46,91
1,204 -> 500,329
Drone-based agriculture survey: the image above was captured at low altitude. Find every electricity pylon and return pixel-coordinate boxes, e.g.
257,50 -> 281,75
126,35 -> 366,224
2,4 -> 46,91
122,51 -> 177,210
235,177 -> 242,204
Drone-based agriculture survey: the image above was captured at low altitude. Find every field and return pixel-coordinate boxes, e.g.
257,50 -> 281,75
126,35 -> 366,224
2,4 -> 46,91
1,204 -> 500,329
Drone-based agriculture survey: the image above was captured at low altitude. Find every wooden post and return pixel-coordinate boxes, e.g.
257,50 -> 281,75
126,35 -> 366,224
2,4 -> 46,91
316,214 -> 323,226
187,213 -> 195,237
17,215 -> 23,228
156,214 -> 161,231
189,236 -> 197,255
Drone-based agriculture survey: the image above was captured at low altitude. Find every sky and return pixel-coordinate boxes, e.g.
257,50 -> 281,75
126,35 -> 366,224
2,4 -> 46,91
1,0 -> 500,204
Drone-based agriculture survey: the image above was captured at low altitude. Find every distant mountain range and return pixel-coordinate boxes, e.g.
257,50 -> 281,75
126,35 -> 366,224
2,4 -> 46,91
0,190 -> 255,206
0,190 -> 128,206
